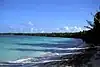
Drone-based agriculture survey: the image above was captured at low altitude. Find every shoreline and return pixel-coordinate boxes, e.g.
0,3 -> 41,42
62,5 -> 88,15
0,33 -> 100,67
0,46 -> 100,67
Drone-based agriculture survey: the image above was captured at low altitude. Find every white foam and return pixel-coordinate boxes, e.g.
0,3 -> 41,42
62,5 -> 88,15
35,47 -> 89,51
8,58 -> 33,63
7,59 -> 69,64
7,52 -> 82,64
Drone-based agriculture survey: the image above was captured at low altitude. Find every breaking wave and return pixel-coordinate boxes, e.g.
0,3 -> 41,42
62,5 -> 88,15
0,47 -> 89,67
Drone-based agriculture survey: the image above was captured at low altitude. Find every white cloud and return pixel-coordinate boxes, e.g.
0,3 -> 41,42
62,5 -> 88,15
64,26 -> 69,30
56,28 -> 63,32
56,28 -> 60,30
28,21 -> 33,26
83,28 -> 90,31
30,28 -> 34,32
8,22 -> 90,33
78,27 -> 83,31
41,31 -> 45,33
55,26 -> 88,33
72,26 -> 83,32
74,26 -> 78,29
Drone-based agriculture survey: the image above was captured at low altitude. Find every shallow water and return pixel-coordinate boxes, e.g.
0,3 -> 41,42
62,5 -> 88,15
0,35 -> 88,67
0,35 -> 83,61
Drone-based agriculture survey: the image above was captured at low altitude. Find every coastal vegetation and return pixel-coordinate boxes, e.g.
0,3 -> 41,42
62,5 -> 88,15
82,11 -> 100,44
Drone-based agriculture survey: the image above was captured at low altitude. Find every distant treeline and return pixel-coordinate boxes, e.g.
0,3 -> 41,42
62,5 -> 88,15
0,30 -> 87,38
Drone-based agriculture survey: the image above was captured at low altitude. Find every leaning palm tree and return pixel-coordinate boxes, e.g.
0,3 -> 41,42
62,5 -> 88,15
84,7 -> 100,31
78,6 -> 100,44
84,20 -> 94,30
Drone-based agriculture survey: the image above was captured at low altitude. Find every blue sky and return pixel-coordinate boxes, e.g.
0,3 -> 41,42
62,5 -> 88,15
0,0 -> 100,33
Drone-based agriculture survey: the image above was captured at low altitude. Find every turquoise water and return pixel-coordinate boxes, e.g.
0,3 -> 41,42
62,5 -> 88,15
0,35 -> 83,62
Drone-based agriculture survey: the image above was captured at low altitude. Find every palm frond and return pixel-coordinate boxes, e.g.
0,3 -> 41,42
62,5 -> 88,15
91,12 -> 99,22
84,26 -> 93,29
86,20 -> 94,27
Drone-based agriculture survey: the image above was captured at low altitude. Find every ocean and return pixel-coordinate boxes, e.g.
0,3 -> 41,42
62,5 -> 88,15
0,35 -> 85,66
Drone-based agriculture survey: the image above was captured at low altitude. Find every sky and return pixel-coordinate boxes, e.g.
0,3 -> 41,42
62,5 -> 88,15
0,0 -> 100,33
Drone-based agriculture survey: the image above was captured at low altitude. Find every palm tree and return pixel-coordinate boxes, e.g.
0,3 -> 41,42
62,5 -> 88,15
84,20 -> 94,30
82,7 -> 100,44
84,11 -> 100,31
